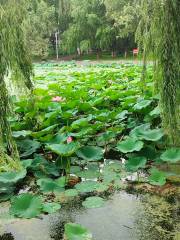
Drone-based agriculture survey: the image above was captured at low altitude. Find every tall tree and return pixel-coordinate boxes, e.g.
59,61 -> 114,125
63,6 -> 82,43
137,0 -> 180,146
0,0 -> 33,171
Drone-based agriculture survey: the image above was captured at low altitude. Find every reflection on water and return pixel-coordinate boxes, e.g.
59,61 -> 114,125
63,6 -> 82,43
0,191 -> 179,240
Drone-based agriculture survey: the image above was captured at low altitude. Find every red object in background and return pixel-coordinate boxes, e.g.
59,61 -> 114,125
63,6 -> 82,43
133,48 -> 139,55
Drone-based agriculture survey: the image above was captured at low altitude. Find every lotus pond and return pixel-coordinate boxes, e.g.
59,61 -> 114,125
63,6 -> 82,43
0,61 -> 179,240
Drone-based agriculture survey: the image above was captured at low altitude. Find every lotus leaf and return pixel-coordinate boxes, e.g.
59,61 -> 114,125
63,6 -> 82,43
133,99 -> 152,110
10,193 -> 43,218
64,223 -> 93,240
125,157 -> 147,172
148,168 -> 166,186
76,146 -> 103,161
43,202 -> 61,213
117,137 -> 144,153
47,142 -> 79,156
160,148 -> 180,163
82,196 -> 105,209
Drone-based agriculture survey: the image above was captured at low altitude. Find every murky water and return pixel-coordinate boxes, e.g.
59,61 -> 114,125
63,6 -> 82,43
0,191 -> 179,240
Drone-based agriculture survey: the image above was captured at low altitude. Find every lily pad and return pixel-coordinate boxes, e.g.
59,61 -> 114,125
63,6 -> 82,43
17,139 -> 41,157
76,146 -> 103,161
77,169 -> 100,179
71,118 -> 90,130
37,178 -> 64,193
125,157 -> 147,172
31,124 -> 58,138
117,137 -> 144,153
75,181 -> 99,193
64,223 -> 93,240
0,169 -> 27,184
130,124 -> 164,141
43,202 -> 61,214
82,196 -> 105,209
130,124 -> 150,139
64,189 -> 79,197
148,168 -> 166,186
160,148 -> 180,163
115,110 -> 128,120
10,193 -> 43,218
21,159 -> 33,169
133,99 -> 152,110
149,106 -> 160,116
140,129 -> 164,141
12,130 -> 32,138
47,142 -> 79,156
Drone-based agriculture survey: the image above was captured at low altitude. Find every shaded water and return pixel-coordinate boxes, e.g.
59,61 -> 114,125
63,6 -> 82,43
0,191 -> 179,240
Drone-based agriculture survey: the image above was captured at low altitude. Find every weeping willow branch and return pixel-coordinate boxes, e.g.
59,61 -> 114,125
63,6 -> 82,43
0,0 -> 33,171
136,0 -> 180,146
158,0 -> 180,145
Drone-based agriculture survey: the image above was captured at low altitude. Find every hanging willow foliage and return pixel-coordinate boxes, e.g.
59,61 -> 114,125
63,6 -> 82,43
159,0 -> 180,146
0,0 -> 33,171
136,0 -> 180,146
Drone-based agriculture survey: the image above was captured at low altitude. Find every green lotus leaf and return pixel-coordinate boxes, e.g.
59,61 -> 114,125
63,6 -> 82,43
140,129 -> 164,141
103,161 -> 122,172
71,118 -> 90,130
149,106 -> 160,116
55,176 -> 66,187
37,178 -> 64,193
0,169 -> 27,184
93,183 -> 109,193
12,130 -> 32,138
31,124 -> 58,138
64,189 -> 79,197
117,137 -> 144,153
82,196 -> 105,209
47,142 -> 79,156
70,128 -> 93,138
21,159 -> 33,169
115,110 -> 128,120
125,157 -> 147,172
17,139 -> 41,157
77,169 -> 100,179
43,202 -> 61,214
75,181 -> 99,193
133,99 -> 152,110
148,168 -> 166,186
10,193 -> 43,218
102,171 -> 121,184
130,124 -> 164,141
78,102 -> 92,111
64,223 -> 93,240
70,166 -> 81,175
160,148 -> 180,163
130,124 -> 150,139
76,146 -> 103,161
44,133 -> 67,144
97,131 -> 116,145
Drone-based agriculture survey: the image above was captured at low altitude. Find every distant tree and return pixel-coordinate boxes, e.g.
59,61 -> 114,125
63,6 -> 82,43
61,0 -> 106,56
24,0 -> 56,58
104,0 -> 140,53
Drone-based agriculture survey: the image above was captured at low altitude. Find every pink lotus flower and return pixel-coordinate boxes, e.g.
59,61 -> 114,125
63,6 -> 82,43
52,96 -> 64,102
67,136 -> 73,143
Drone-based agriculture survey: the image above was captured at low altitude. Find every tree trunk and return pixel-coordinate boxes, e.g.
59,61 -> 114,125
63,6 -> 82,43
0,73 -> 20,170
141,49 -> 147,93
